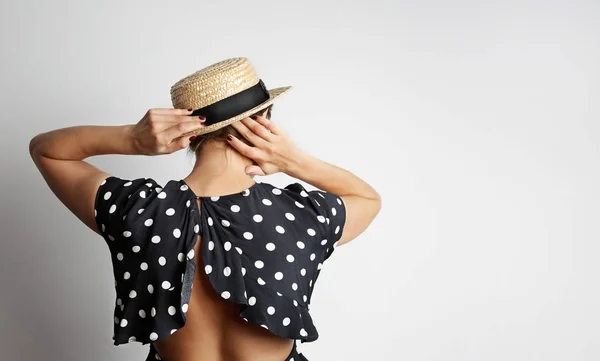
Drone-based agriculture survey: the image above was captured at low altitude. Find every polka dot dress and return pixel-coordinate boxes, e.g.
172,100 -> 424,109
94,176 -> 346,361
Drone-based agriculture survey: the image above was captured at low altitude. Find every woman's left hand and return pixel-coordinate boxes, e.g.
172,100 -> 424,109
129,108 -> 206,155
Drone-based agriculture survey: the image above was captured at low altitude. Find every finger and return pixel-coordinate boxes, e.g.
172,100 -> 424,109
245,165 -> 266,176
162,121 -> 206,143
227,134 -> 262,160
164,135 -> 192,154
230,120 -> 270,148
239,117 -> 275,142
147,108 -> 194,116
151,113 -> 206,124
253,114 -> 283,136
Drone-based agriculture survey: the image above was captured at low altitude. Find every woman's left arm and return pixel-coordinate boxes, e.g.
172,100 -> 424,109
29,108 -> 206,235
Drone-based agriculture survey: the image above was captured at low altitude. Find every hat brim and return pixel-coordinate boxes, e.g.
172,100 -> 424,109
180,86 -> 292,137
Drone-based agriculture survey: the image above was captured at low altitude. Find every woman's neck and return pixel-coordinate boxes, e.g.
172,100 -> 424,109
184,141 -> 256,196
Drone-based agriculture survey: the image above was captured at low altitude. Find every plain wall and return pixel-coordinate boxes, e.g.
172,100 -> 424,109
1,0 -> 599,360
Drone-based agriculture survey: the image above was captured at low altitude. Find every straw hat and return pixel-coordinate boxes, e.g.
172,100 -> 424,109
170,57 -> 292,137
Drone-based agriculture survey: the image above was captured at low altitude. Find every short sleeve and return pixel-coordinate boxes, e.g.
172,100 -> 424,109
283,182 -> 346,262
94,176 -> 161,244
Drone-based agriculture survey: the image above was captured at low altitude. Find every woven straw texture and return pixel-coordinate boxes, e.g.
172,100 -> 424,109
170,57 -> 292,137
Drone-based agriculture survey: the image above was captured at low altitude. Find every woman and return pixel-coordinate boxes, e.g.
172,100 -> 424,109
29,58 -> 381,361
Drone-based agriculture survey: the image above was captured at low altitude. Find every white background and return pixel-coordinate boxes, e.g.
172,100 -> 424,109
1,1 -> 599,360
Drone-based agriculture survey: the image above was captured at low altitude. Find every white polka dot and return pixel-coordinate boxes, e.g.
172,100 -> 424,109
292,283 -> 298,291
262,199 -> 272,206
266,243 -> 276,251
165,208 -> 175,216
221,291 -> 231,299
101,224 -> 106,233
307,228 -> 316,236
139,191 -> 146,198
178,253 -> 184,262
317,215 -> 326,223
208,217 -> 213,226
144,219 -> 154,227
257,277 -> 266,285
332,207 -> 337,216
100,179 -> 107,186
139,310 -> 146,318
186,200 -> 191,207
293,300 -> 298,307
300,190 -> 309,197
137,208 -> 145,214
285,213 -> 295,221
129,290 -> 137,298
283,317 -> 291,326
310,253 -> 316,261
157,192 -> 167,199
162,281 -> 171,289
230,205 -> 240,212
300,328 -> 307,337
180,185 -> 189,191
274,272 -> 284,280
170,329 -> 177,335
117,298 -> 122,306
286,254 -> 295,262
241,267 -> 247,276
276,225 -> 285,234
108,234 -> 114,241
303,295 -> 308,302
124,272 -> 130,280
117,253 -> 124,261
300,268 -> 307,276
151,235 -> 161,243
335,225 -> 341,234
150,332 -> 158,341
182,304 -> 188,312
267,306 -> 276,315
103,192 -> 112,200
272,188 -> 282,195
158,256 -> 166,266
173,228 -> 181,238
255,260 -> 264,269
194,224 -> 200,233
205,265 -> 212,274
253,214 -> 263,222
295,201 -> 304,208
223,267 -> 231,277
297,241 -> 305,249
208,241 -> 215,251
147,284 -> 154,293
243,232 -> 253,240
168,306 -> 176,315
248,296 -> 256,306
109,204 -> 117,214
187,249 -> 195,259
243,189 -> 250,196
235,247 -> 243,255
123,231 -> 132,238
221,219 -> 230,227
140,262 -> 148,271
211,196 -> 220,202
132,246 -> 141,253
321,239 -> 328,246
224,241 -> 232,251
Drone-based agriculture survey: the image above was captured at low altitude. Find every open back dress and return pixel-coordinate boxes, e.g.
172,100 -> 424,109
94,176 -> 346,360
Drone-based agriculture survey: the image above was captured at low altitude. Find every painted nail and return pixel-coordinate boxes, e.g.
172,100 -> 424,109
187,108 -> 193,111
227,134 -> 233,141
189,136 -> 196,141
199,116 -> 206,121
250,115 -> 257,120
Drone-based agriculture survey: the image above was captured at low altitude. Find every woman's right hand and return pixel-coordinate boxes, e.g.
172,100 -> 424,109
228,113 -> 303,176
129,108 -> 207,156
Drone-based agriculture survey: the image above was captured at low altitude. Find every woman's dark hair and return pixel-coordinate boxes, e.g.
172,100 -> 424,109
187,104 -> 273,155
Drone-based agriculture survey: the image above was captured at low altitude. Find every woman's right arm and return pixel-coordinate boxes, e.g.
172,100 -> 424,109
228,114 -> 381,247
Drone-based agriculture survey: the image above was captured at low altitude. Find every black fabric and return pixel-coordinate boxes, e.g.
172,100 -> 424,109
94,176 -> 346,361
190,79 -> 270,125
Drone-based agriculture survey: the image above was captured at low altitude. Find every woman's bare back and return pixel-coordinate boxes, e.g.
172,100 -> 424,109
153,228 -> 294,361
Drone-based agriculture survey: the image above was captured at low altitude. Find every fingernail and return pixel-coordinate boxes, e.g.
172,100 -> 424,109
189,136 -> 196,141
227,134 -> 233,141
187,108 -> 193,111
250,115 -> 257,120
